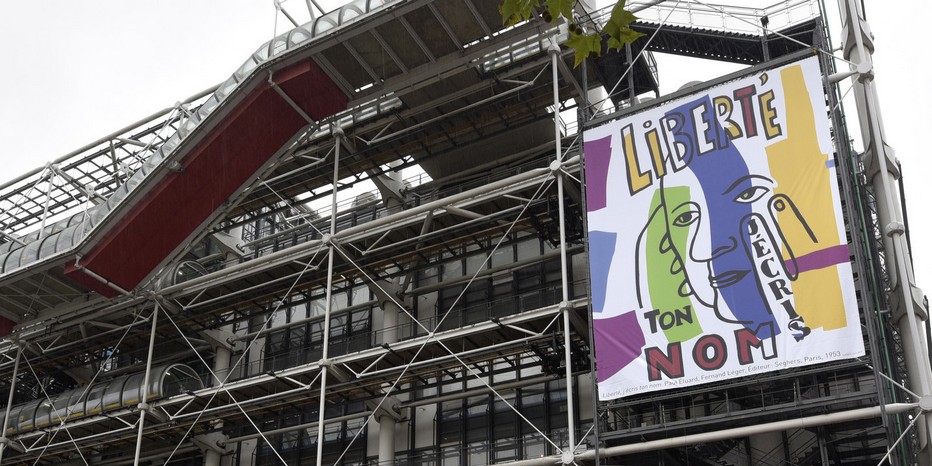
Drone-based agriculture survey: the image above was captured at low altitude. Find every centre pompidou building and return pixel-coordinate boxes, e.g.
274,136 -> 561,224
0,1 -> 927,465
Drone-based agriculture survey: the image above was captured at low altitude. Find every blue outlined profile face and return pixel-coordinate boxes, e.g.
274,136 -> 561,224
660,169 -> 776,312
657,97 -> 780,338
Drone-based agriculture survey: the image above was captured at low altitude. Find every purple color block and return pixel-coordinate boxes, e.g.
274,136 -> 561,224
584,136 -> 612,212
594,311 -> 645,382
786,244 -> 850,274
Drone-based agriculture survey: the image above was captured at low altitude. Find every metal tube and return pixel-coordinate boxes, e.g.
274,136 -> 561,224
378,414 -> 396,464
269,75 -> 316,125
316,126 -> 342,465
158,166 -> 552,297
73,256 -> 133,296
839,0 -> 932,460
0,345 -> 23,464
403,374 -> 559,408
411,247 -> 579,295
360,76 -> 541,146
227,411 -> 372,444
236,299 -> 376,341
203,449 -> 221,466
550,39 -> 577,458
39,171 -> 53,240
213,346 -> 232,386
133,304 -> 159,466
0,86 -> 216,194
493,403 -> 918,466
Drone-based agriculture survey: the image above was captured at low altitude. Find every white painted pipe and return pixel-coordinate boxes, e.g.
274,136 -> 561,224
549,37 -> 577,459
378,415 -> 396,465
493,403 -> 917,466
158,166 -> 551,297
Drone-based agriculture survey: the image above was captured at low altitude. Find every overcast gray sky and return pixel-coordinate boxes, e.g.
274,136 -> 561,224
1,0 -> 929,292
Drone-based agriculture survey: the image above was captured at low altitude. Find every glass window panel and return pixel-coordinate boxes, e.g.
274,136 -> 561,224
331,291 -> 347,312
310,298 -> 326,317
330,314 -> 348,338
493,438 -> 518,461
270,38 -> 287,56
324,422 -> 340,442
122,373 -> 145,407
290,325 -> 307,347
102,378 -> 126,411
467,443 -> 485,465
465,253 -> 487,275
34,400 -> 53,428
309,322 -> 324,342
571,252 -> 587,298
489,245 -> 513,267
523,434 -> 546,458
416,291 -> 437,320
217,76 -> 238,98
84,382 -> 108,416
351,310 -> 369,333
236,57 -> 258,79
350,284 -> 367,305
345,418 -> 363,438
267,330 -> 288,352
289,28 -> 310,46
544,258 -> 562,284
441,446 -> 459,466
4,405 -> 23,435
516,238 -> 540,260
441,259 -> 462,281
270,308 -> 288,328
314,17 -> 337,35
418,266 -> 439,286
254,44 -> 271,61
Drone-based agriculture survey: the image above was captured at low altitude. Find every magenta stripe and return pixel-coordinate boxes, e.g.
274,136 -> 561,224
786,244 -> 850,274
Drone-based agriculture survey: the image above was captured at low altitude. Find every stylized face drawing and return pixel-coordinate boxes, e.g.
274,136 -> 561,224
654,99 -> 782,338
661,169 -> 776,308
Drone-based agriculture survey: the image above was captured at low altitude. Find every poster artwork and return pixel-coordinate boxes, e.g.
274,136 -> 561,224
583,56 -> 864,400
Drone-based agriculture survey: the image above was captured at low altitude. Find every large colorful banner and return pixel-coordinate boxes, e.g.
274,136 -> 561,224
584,56 -> 864,400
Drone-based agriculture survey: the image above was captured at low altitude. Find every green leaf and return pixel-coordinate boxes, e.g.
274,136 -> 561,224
603,16 -> 619,38
606,35 -> 625,51
565,32 -> 602,67
616,26 -> 645,43
544,0 -> 574,23
605,28 -> 645,52
497,0 -> 644,67
610,0 -> 632,22
499,0 -> 535,26
602,3 -> 643,52
609,1 -> 638,28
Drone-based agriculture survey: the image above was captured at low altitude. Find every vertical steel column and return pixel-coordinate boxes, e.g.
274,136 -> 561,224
549,39 -> 577,463
133,304 -> 159,466
203,448 -> 221,466
838,0 -> 932,462
213,346 -> 232,385
316,126 -> 342,465
624,44 -> 636,105
378,414 -> 396,464
0,345 -> 23,464
39,169 -> 53,240
204,342 -> 230,466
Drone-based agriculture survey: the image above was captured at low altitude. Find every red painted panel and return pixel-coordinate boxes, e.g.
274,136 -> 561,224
64,60 -> 347,295
0,316 -> 14,337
